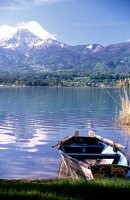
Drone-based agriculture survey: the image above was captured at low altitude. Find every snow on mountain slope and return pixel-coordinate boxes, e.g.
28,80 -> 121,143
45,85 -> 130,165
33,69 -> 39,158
85,44 -> 103,52
0,29 -> 44,50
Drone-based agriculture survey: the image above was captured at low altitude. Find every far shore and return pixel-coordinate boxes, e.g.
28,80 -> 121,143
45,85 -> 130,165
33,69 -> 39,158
0,84 -> 121,88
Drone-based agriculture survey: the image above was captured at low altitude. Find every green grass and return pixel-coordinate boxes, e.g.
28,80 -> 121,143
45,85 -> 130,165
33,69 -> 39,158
0,178 -> 130,199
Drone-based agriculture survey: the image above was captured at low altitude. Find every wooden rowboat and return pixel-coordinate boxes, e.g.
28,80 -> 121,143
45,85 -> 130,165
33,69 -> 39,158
53,130 -> 130,180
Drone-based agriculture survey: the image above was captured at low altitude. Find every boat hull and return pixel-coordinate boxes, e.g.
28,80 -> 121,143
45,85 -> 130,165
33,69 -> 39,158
54,132 -> 130,180
60,151 -> 130,180
60,151 -> 94,180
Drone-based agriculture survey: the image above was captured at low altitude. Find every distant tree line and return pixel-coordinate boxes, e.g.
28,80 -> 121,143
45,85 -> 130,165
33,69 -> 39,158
0,67 -> 129,87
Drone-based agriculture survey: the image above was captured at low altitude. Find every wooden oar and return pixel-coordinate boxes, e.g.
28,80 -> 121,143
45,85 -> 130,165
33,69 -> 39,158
52,135 -> 73,148
88,130 -> 126,149
52,130 -> 79,148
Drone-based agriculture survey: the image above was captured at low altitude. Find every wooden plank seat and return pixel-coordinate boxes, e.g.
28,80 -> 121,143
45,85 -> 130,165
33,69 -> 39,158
63,145 -> 105,154
67,153 -> 120,164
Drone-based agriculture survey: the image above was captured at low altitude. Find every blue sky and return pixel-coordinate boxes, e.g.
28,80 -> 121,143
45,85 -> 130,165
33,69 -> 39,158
0,0 -> 130,46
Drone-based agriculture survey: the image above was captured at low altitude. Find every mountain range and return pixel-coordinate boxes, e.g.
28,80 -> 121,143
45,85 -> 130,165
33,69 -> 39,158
0,21 -> 130,74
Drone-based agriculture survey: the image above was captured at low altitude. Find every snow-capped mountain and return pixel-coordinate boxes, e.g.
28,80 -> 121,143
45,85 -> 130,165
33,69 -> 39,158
0,20 -> 130,72
0,21 -> 55,43
0,21 -> 66,51
0,29 -> 44,50
0,21 -> 103,54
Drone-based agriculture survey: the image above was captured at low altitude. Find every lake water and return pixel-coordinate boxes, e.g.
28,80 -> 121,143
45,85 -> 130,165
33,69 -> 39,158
0,87 -> 130,179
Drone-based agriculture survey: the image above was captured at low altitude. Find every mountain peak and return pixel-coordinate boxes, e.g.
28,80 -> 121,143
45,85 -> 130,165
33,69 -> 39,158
86,44 -> 103,51
16,21 -> 56,41
0,28 -> 45,50
0,21 -> 56,42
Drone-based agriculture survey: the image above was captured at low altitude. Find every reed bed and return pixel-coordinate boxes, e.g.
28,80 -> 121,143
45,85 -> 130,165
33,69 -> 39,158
118,89 -> 130,126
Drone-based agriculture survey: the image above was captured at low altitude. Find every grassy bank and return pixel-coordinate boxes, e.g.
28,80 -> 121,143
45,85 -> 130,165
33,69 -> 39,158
0,178 -> 130,199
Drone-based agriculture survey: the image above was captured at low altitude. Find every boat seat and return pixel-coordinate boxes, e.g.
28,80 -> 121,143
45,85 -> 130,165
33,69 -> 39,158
63,145 -> 105,154
67,153 -> 120,164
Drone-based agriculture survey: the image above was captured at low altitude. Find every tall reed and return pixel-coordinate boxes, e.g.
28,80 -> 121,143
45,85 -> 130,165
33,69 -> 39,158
118,89 -> 130,125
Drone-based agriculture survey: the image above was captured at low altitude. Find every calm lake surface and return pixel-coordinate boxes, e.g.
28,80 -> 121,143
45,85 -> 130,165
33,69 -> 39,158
0,87 -> 130,179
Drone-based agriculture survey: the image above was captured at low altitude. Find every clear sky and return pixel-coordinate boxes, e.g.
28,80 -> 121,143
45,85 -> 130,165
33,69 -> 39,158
0,0 -> 130,46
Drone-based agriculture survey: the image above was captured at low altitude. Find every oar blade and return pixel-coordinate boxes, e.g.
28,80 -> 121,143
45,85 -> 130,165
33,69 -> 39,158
88,130 -> 126,149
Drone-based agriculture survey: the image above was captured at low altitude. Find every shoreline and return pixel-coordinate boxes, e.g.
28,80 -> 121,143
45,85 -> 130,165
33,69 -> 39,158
0,85 -> 121,88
